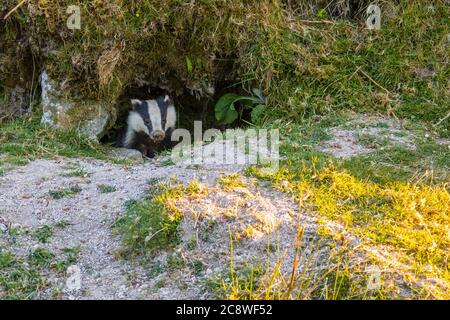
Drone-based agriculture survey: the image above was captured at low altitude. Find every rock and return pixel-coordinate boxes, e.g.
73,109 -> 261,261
40,71 -> 115,141
65,265 -> 82,292
108,147 -> 144,164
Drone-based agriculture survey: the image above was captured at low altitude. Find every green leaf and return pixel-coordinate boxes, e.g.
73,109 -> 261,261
222,104 -> 239,124
251,104 -> 266,123
215,93 -> 240,124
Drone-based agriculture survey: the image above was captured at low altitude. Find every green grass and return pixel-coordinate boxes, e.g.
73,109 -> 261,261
33,221 -> 70,243
114,180 -> 206,256
3,2 -> 448,133
0,248 -> 45,299
250,2 -> 449,135
1,224 -> 28,238
49,185 -> 82,200
0,117 -> 110,165
166,252 -> 186,270
236,112 -> 450,299
62,169 -> 91,178
53,246 -> 82,273
29,248 -> 54,268
245,160 -> 449,298
146,261 -> 164,278
344,136 -> 450,185
0,244 -> 82,299
34,225 -> 53,244
274,112 -> 449,186
97,184 -> 117,194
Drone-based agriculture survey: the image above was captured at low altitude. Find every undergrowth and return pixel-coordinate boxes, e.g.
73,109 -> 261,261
1,1 -> 448,133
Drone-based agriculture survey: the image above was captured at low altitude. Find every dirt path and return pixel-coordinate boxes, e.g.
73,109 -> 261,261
0,157 -> 235,298
2,114 -> 448,299
0,155 -> 328,299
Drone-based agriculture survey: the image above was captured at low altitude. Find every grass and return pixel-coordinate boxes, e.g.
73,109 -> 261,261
0,118 -> 109,161
166,252 -> 186,270
34,221 -> 70,243
218,173 -> 248,191
243,117 -> 450,298
344,132 -> 450,185
114,180 -> 207,256
272,112 -> 449,186
2,2 -> 448,134
34,225 -> 53,244
53,246 -> 82,273
0,116 -> 113,175
0,244 -> 82,299
203,230 -> 375,300
29,248 -> 54,268
97,184 -> 117,194
62,169 -> 91,178
146,261 -> 164,278
49,185 -> 82,200
1,0 -> 448,300
0,248 -> 45,299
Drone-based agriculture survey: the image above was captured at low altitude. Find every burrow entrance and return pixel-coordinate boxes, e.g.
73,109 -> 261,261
100,82 -> 251,147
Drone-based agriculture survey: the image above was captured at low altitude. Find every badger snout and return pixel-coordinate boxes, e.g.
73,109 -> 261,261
150,130 -> 165,142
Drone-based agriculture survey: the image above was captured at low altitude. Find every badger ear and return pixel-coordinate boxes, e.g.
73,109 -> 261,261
164,95 -> 174,105
130,99 -> 141,110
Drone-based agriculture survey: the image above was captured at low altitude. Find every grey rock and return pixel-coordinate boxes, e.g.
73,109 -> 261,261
108,147 -> 144,164
40,71 -> 115,141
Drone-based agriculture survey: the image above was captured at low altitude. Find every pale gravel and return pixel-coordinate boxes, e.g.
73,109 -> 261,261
0,150 -> 330,300
0,156 -> 243,299
319,115 -> 417,159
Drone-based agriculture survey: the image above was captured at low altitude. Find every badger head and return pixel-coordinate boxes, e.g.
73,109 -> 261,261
128,95 -> 176,142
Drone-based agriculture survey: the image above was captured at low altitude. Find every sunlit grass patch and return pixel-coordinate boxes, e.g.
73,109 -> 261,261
246,162 -> 450,298
218,173 -> 248,191
344,138 -> 450,185
114,180 -> 208,256
0,117 -> 110,164
206,228 -> 388,300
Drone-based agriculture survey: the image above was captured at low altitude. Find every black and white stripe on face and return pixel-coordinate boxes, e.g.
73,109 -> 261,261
155,95 -> 176,131
129,95 -> 176,133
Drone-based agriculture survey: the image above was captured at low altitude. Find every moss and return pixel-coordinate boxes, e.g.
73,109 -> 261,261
2,1 -> 446,132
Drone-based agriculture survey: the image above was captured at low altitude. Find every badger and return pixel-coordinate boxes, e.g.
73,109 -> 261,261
120,95 -> 177,158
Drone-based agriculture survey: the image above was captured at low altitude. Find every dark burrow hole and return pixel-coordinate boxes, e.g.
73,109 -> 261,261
100,83 -> 251,151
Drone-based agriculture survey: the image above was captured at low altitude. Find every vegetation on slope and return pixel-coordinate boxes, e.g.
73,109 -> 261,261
1,1 -> 448,134
0,0 -> 449,300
